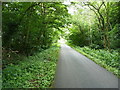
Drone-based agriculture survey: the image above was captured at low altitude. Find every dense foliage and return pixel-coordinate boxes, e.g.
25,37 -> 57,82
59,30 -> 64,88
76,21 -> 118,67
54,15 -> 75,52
2,1 -> 119,88
66,2 -> 120,50
65,1 -> 119,78
2,2 -> 69,88
3,46 -> 60,88
2,2 -> 69,56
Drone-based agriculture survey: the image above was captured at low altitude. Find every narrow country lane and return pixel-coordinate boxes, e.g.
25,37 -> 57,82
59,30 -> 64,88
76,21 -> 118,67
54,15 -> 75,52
54,44 -> 118,88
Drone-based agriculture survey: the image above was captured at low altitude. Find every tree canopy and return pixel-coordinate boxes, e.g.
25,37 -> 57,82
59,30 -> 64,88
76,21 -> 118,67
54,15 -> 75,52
2,1 -> 120,88
66,2 -> 120,50
2,2 -> 70,55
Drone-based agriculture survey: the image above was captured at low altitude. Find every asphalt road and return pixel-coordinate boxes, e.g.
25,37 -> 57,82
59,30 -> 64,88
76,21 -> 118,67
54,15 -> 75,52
54,44 -> 118,88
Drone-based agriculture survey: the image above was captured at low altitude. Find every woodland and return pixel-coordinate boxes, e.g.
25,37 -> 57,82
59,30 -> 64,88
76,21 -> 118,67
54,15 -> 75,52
2,2 -> 120,88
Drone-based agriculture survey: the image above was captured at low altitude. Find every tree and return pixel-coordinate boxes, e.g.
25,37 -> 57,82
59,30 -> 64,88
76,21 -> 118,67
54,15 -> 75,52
2,2 -> 70,56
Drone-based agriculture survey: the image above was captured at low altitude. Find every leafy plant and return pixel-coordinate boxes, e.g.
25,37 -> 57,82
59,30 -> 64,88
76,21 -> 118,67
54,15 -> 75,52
2,46 -> 60,88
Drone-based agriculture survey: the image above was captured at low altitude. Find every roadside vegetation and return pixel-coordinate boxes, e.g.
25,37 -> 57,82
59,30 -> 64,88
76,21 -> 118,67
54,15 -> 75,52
2,2 -> 69,88
2,46 -> 60,88
2,1 -> 119,88
65,2 -> 120,78
67,43 -> 120,78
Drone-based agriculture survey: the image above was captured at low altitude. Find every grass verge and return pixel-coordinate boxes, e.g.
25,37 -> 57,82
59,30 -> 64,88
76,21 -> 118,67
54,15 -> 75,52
2,46 -> 60,88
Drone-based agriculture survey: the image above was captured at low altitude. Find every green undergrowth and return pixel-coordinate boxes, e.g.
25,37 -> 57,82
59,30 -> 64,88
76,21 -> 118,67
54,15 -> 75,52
2,46 -> 60,88
68,43 -> 120,78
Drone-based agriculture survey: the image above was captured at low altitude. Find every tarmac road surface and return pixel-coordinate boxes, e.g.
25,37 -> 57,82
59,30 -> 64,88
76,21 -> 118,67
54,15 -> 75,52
54,44 -> 118,88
